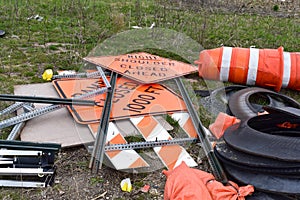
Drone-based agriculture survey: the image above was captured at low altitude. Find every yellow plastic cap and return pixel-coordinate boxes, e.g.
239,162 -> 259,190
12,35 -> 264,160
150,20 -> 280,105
42,69 -> 53,81
120,178 -> 132,192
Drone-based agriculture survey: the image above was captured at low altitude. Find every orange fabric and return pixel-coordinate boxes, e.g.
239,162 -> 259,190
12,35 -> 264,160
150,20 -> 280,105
209,112 -> 240,139
163,162 -> 213,200
207,180 -> 254,200
163,162 -> 254,200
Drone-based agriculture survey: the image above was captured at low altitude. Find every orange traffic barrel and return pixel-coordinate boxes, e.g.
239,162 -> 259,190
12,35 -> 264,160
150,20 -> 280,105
196,46 -> 300,92
286,52 -> 300,91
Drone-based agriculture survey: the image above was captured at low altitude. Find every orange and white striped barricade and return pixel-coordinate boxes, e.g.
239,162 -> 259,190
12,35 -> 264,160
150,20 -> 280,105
89,122 -> 149,170
171,112 -> 198,138
130,115 -> 197,170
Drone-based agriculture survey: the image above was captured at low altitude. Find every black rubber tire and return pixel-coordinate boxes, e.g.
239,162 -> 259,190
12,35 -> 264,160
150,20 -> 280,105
214,142 -> 300,169
223,164 -> 300,195
246,191 -> 297,200
228,87 -> 300,121
263,106 -> 300,118
223,114 -> 300,161
215,150 -> 300,177
196,85 -> 248,115
247,113 -> 300,137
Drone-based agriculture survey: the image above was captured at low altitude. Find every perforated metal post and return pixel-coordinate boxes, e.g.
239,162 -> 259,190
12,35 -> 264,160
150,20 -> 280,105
175,78 -> 228,184
90,71 -> 117,173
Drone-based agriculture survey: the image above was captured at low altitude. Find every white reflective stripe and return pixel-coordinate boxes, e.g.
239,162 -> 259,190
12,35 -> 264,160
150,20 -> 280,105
246,48 -> 260,85
282,52 -> 291,88
219,47 -> 232,81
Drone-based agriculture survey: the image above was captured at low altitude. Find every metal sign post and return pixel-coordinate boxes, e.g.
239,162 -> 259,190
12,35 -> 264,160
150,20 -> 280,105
90,71 -> 117,173
175,78 -> 228,184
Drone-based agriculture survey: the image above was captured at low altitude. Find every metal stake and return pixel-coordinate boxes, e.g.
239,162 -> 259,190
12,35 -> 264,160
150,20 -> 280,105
104,138 -> 198,151
90,71 -> 117,173
0,94 -> 96,106
0,86 -> 108,129
0,102 -> 26,116
175,78 -> 228,184
7,104 -> 34,140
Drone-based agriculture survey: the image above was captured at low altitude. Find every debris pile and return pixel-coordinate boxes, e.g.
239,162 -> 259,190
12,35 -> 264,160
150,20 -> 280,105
0,46 -> 299,200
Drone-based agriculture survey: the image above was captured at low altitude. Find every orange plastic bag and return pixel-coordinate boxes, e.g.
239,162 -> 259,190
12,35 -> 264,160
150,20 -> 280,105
209,112 -> 241,139
163,162 -> 254,200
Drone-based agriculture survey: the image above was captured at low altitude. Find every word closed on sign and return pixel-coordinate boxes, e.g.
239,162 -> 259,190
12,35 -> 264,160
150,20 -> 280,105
53,77 -> 187,124
83,52 -> 197,83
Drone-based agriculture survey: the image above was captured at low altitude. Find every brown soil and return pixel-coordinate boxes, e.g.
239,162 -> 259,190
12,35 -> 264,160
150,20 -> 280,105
0,142 -> 209,200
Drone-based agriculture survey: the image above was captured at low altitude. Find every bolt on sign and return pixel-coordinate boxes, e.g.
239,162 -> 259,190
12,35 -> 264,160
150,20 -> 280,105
83,52 -> 197,83
53,77 -> 187,124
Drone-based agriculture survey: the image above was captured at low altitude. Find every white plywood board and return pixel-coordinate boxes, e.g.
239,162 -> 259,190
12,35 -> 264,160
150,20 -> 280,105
14,83 -> 94,148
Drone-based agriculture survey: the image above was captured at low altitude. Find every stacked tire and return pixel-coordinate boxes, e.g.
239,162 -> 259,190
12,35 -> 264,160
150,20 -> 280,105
214,87 -> 300,199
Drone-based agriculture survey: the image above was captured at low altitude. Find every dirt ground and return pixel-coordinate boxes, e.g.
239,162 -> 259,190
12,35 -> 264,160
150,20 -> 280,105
45,142 -> 208,200
0,135 -> 208,200
171,0 -> 299,18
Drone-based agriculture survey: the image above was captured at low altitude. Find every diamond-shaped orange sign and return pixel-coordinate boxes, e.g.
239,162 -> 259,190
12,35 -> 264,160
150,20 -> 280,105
83,52 -> 197,83
53,77 -> 187,124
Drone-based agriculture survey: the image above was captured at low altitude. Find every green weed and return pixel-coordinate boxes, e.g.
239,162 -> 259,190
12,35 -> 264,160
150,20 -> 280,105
90,177 -> 104,185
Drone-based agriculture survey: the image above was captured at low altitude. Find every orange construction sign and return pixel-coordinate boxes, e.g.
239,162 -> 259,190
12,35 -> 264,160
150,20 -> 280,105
53,77 -> 187,124
83,52 -> 197,83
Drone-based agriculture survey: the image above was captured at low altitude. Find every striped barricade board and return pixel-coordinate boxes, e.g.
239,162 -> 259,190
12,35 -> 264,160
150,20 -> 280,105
89,122 -> 149,170
89,112 -> 198,171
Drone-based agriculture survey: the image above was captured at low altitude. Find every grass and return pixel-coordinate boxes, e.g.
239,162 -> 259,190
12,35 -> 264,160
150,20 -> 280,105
0,0 -> 298,141
90,176 -> 104,185
1,1 -> 299,86
165,114 -> 180,132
